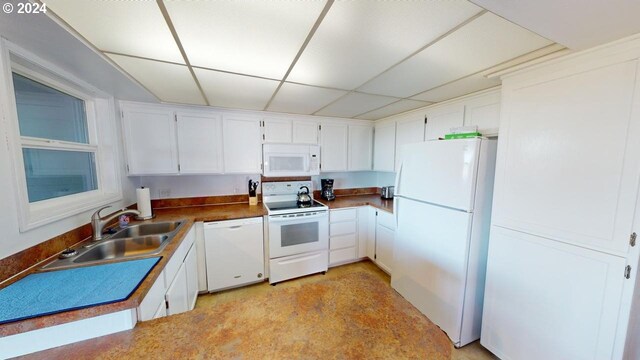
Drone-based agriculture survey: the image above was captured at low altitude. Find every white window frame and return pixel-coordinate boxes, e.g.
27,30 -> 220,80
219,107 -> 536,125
0,39 -> 122,231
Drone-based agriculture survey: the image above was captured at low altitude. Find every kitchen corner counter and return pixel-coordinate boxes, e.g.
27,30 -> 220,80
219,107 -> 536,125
0,202 -> 266,338
316,194 -> 393,214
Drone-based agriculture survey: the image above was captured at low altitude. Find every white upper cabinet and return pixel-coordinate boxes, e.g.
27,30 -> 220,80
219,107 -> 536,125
464,90 -> 501,136
395,115 -> 425,171
122,104 -> 178,175
320,123 -> 349,172
263,118 -> 292,143
493,60 -> 640,256
424,104 -> 465,140
223,115 -> 263,174
292,121 -> 319,144
176,112 -> 223,174
348,125 -> 374,171
373,121 -> 396,172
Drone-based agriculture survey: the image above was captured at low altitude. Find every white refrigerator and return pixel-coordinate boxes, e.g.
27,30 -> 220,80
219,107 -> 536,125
391,138 -> 497,347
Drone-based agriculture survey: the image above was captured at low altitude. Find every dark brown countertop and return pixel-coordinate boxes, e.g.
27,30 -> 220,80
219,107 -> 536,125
0,202 -> 266,337
316,194 -> 394,213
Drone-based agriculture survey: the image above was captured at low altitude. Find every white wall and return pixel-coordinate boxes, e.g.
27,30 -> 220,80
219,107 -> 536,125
135,174 -> 261,199
134,171 -> 392,200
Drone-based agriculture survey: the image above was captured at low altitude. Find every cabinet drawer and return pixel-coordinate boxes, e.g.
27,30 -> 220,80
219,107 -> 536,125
330,247 -> 356,265
377,209 -> 395,230
330,221 -> 356,237
330,233 -> 357,250
330,208 -> 357,222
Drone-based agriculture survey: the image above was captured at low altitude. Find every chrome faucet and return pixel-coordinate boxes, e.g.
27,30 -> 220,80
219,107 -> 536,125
91,206 -> 141,241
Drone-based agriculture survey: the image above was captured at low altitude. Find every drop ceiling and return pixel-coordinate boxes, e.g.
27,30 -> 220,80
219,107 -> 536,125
46,0 -> 558,120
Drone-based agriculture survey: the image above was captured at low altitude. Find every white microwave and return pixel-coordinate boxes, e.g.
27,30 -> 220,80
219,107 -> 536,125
263,144 -> 320,177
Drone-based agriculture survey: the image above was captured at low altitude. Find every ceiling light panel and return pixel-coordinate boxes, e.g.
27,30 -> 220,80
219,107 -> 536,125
46,0 -> 183,63
315,92 -> 398,118
355,99 -> 432,120
267,83 -> 348,115
194,69 -> 280,111
287,1 -> 482,90
164,1 -> 326,79
107,54 -> 205,105
359,13 -> 553,98
411,73 -> 501,103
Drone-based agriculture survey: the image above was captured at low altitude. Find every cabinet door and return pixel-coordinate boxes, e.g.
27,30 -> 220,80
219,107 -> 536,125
464,91 -> 500,136
395,116 -> 424,171
424,104 -> 464,140
482,226 -> 626,360
122,105 -> 178,175
293,121 -> 318,144
373,122 -> 396,172
375,223 -> 395,274
493,61 -> 640,256
223,116 -> 262,173
263,118 -> 292,143
348,125 -> 373,171
176,112 -> 223,174
320,123 -> 348,172
184,243 -> 198,311
165,262 -> 189,316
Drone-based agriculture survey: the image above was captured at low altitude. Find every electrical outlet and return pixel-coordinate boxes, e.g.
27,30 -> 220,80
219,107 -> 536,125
159,189 -> 171,198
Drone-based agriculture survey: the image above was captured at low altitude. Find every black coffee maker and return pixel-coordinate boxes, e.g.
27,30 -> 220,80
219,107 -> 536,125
321,179 -> 335,201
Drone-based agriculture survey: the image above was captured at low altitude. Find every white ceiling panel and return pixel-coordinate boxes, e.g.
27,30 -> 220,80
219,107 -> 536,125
194,69 -> 280,111
315,92 -> 398,118
164,1 -> 326,79
411,73 -> 501,103
288,1 -> 482,90
107,54 -> 205,105
267,83 -> 348,115
470,0 -> 640,50
355,99 -> 432,120
359,13 -> 553,98
46,0 -> 183,63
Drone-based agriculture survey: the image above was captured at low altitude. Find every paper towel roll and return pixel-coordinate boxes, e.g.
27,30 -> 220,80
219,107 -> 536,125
136,187 -> 152,218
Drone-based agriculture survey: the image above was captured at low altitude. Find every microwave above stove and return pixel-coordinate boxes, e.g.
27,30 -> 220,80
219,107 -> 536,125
262,144 -> 320,177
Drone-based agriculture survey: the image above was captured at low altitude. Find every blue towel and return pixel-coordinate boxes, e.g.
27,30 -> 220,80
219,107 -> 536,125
0,257 -> 161,324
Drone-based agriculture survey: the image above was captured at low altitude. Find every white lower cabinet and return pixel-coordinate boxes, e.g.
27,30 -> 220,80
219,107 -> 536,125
137,225 -> 198,321
329,208 -> 359,266
329,206 -> 396,274
165,262 -> 189,316
482,226 -> 626,360
204,217 -> 265,291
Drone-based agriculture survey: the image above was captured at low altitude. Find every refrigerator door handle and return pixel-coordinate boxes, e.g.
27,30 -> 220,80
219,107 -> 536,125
394,160 -> 403,225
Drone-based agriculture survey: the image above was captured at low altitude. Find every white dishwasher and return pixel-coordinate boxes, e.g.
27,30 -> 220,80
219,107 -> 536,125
204,217 -> 265,292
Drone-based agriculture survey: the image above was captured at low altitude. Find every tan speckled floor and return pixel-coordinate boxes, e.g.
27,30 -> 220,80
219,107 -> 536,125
20,261 -> 498,360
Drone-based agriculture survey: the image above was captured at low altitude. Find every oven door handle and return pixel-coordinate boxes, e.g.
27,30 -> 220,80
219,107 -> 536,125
268,212 -> 327,223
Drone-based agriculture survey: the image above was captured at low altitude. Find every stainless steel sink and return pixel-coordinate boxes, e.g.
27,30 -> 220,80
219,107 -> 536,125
41,219 -> 186,270
73,235 -> 169,263
110,221 -> 183,239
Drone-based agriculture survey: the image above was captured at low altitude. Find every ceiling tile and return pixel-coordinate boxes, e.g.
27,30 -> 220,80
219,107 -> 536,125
107,54 -> 205,105
411,74 -> 501,102
267,83 -> 348,115
355,99 -> 432,120
315,92 -> 398,118
194,69 -> 280,111
358,13 -> 553,98
288,1 -> 482,90
47,0 -> 183,63
164,1 -> 326,79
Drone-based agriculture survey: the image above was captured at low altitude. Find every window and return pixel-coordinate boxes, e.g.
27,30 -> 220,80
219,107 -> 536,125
13,73 -> 99,203
2,42 -> 122,231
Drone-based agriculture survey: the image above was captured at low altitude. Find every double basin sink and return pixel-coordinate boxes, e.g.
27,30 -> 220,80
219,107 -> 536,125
42,220 -> 185,270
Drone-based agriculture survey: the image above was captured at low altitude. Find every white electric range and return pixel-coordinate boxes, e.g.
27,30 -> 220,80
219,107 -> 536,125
263,181 -> 329,284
